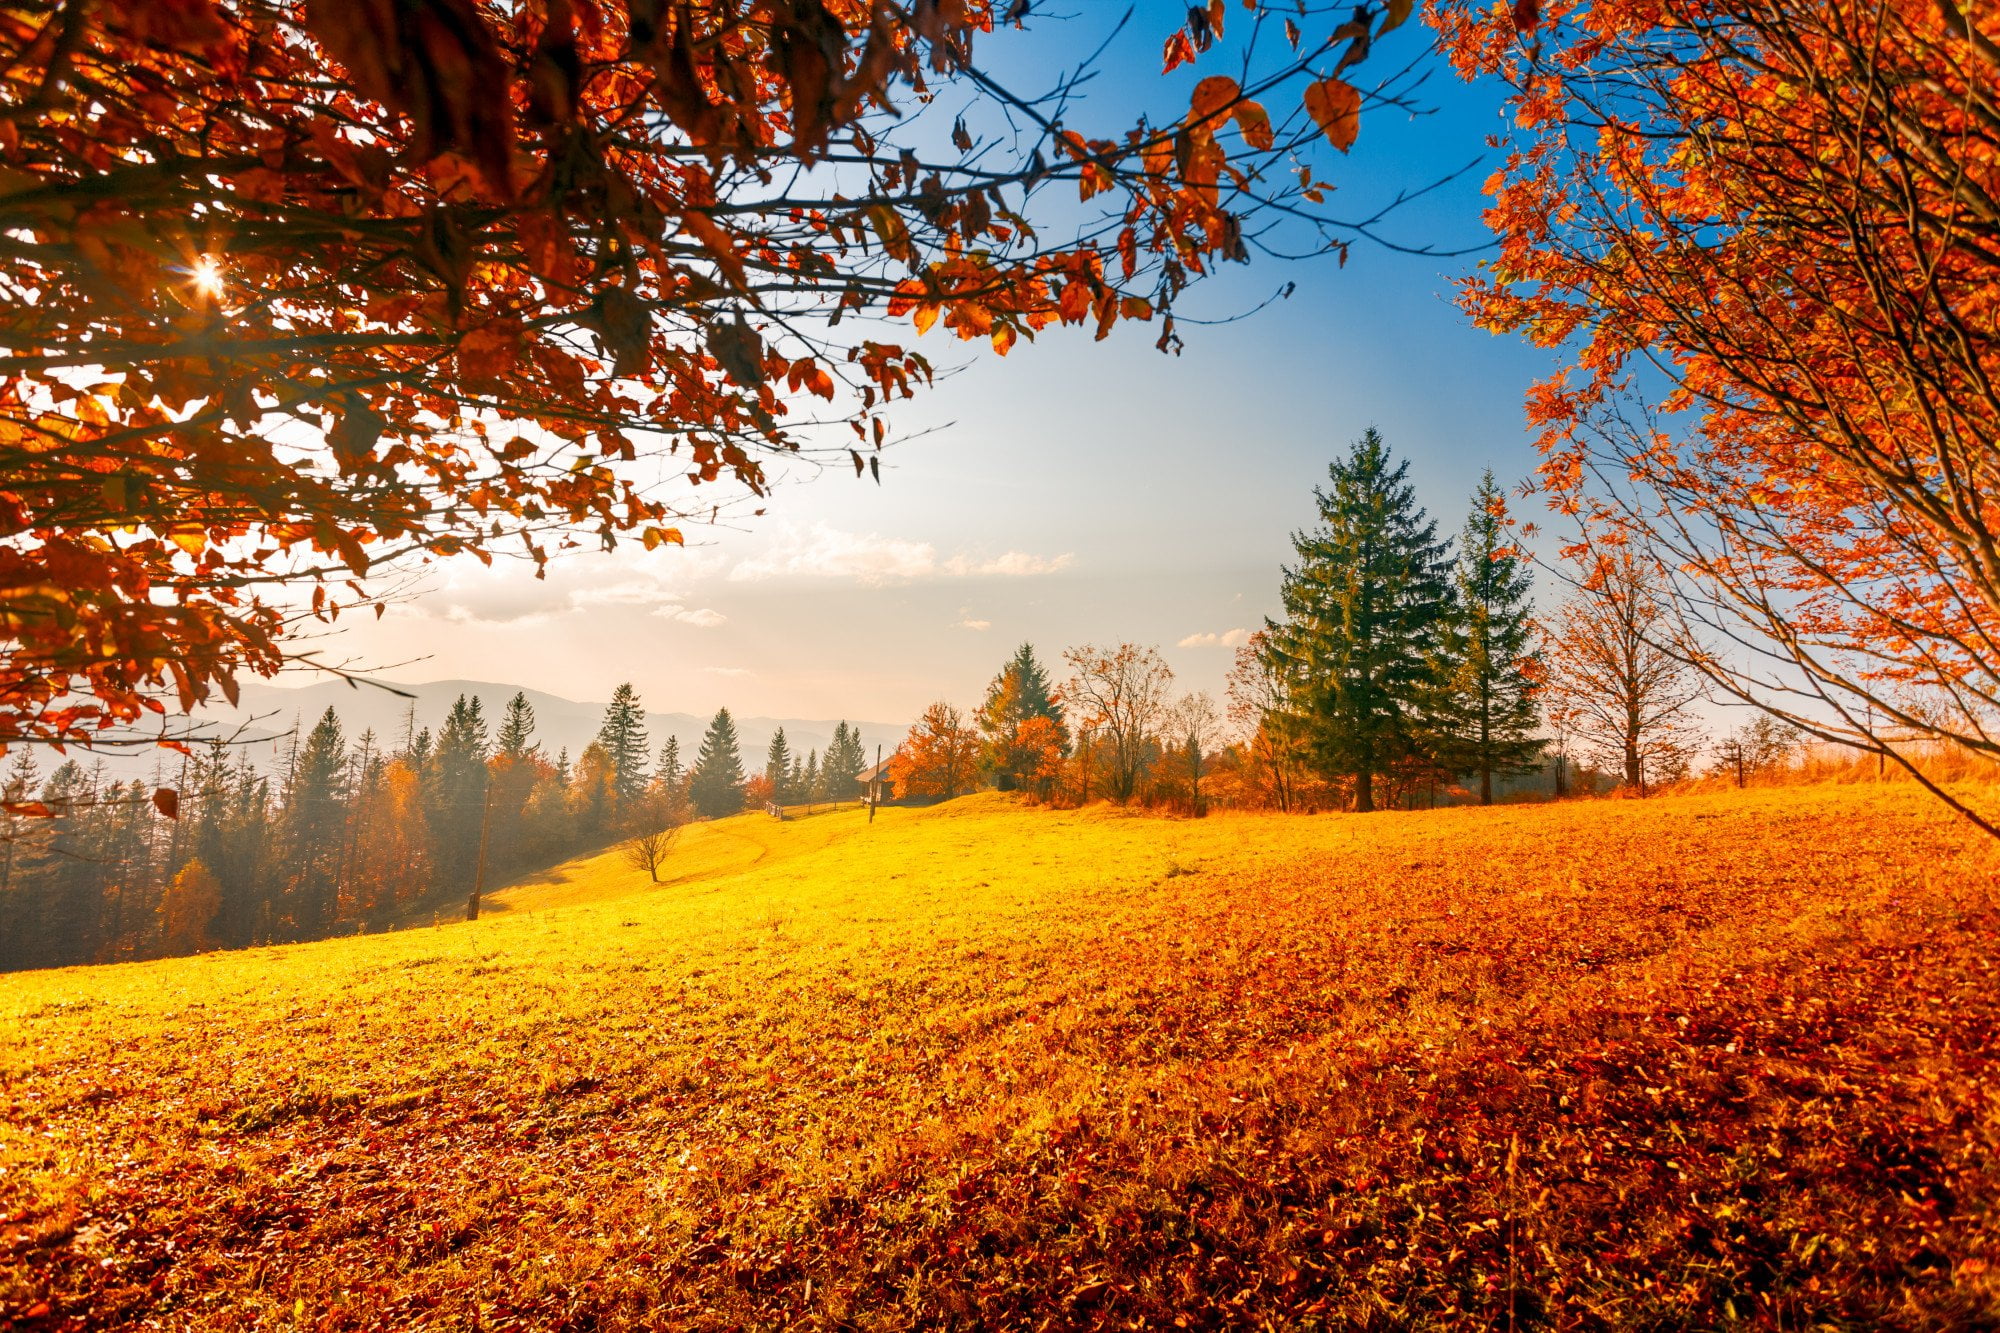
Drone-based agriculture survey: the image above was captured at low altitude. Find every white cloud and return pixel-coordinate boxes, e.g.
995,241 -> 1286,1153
728,521 -> 1071,586
1178,627 -> 1250,649
653,605 -> 727,627
942,550 -> 1075,578
957,618 -> 992,631
406,546 -> 730,624
729,521 -> 935,585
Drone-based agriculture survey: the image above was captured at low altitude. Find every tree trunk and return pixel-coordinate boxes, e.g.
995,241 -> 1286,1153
1480,766 -> 1493,806
1355,767 -> 1375,813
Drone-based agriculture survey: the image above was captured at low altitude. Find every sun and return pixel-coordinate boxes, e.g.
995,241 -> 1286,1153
190,255 -> 224,298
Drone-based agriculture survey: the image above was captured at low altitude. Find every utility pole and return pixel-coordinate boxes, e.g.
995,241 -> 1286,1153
868,743 -> 882,823
466,785 -> 493,921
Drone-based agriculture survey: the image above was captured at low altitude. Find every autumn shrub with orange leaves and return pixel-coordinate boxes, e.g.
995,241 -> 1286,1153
5,783 -> 1998,1329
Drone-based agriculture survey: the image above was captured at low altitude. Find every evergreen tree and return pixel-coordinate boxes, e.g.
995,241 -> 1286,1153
802,749 -> 822,802
688,708 -> 747,818
496,691 -> 539,762
490,694 -> 540,872
1438,472 -> 1545,803
1267,428 -> 1455,812
977,642 -> 1070,789
764,727 -> 794,804
284,706 -> 350,938
429,695 -> 490,891
656,735 -> 685,792
595,683 -> 650,806
821,721 -> 867,799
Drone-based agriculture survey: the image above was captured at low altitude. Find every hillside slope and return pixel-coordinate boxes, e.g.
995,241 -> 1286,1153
4,788 -> 1998,1329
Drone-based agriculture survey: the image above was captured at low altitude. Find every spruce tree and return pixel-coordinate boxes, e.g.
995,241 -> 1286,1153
1267,428 -> 1454,812
656,735 -> 685,792
430,695 -> 489,891
1439,472 -> 1544,803
821,721 -> 867,799
284,706 -> 351,937
688,708 -> 747,818
595,683 -> 650,806
764,727 -> 793,805
496,691 -> 539,762
802,749 -> 821,802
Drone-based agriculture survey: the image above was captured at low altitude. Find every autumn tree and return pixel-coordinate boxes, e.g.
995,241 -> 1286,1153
889,702 -> 980,801
621,788 -> 691,884
1712,717 -> 1804,788
158,859 -> 223,956
1010,716 -> 1069,803
1539,551 -> 1705,796
1227,630 -> 1311,812
1449,0 -> 2000,831
0,0 -> 1428,754
976,643 -> 1068,791
688,708 -> 746,819
1062,644 -> 1174,804
1437,473 -> 1543,804
1162,692 -> 1224,811
1266,430 -> 1453,812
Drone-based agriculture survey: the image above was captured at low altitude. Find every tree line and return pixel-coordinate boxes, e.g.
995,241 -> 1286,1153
889,431 -> 1803,814
0,691 -> 872,972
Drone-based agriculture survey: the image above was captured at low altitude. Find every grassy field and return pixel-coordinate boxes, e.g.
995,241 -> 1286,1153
5,786 -> 1999,1330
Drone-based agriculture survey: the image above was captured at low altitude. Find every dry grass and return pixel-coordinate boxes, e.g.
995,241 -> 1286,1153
4,785 -> 1999,1329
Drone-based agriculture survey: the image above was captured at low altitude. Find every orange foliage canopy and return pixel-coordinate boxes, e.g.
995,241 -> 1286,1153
1449,0 -> 2000,809
0,0 -> 1406,750
889,700 -> 977,799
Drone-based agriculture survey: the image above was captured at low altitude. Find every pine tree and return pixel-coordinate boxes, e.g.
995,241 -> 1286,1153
1267,428 -> 1455,812
977,643 -> 1070,789
497,691 -> 539,762
802,749 -> 821,802
1438,472 -> 1544,803
595,683 -> 650,806
764,727 -> 793,805
822,721 -> 866,799
688,708 -> 746,818
284,706 -> 351,937
430,695 -> 490,891
656,735 -> 685,791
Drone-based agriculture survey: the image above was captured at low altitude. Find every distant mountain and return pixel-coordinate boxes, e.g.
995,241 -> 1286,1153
81,678 -> 907,780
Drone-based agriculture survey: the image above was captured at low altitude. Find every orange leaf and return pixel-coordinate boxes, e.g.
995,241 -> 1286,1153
1188,76 -> 1239,125
1232,100 -> 1275,151
1303,78 -> 1362,153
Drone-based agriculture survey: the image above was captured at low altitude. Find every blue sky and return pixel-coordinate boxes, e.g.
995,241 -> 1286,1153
288,6 -> 1560,726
